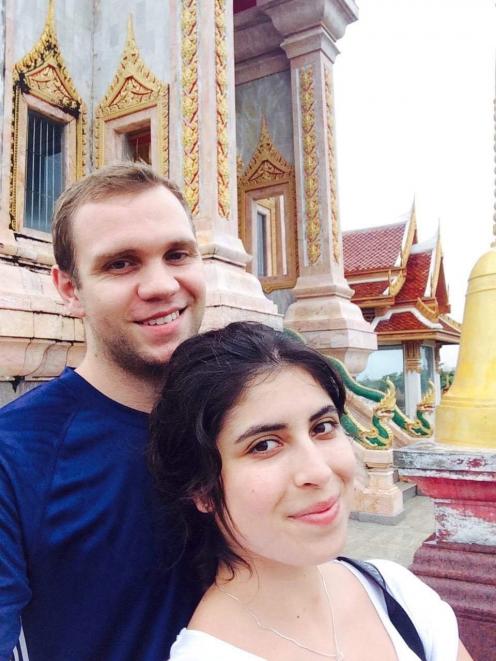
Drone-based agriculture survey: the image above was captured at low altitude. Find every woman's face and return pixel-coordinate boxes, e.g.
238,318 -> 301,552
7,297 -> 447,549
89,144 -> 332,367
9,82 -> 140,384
215,366 -> 356,568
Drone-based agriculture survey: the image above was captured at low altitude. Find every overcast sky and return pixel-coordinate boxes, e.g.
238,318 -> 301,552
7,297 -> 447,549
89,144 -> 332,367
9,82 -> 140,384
333,0 -> 495,368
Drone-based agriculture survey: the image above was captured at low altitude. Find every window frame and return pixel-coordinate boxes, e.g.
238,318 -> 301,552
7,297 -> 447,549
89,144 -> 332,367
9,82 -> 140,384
16,96 -> 74,240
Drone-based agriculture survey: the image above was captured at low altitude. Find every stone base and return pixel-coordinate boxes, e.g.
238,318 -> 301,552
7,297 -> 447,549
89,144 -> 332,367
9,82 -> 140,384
201,257 -> 282,331
410,538 -> 496,660
284,280 -> 376,374
351,447 -> 404,523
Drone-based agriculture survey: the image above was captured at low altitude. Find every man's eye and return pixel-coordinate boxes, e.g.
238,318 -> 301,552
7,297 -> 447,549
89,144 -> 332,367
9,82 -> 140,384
107,259 -> 132,271
312,420 -> 339,436
249,439 -> 280,454
166,251 -> 189,262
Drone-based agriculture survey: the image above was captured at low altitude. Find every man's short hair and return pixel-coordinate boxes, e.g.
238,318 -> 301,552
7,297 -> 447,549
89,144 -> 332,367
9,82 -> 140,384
52,162 -> 194,281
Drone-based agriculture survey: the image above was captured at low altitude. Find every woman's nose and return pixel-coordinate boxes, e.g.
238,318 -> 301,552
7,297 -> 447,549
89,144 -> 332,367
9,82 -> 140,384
293,439 -> 332,488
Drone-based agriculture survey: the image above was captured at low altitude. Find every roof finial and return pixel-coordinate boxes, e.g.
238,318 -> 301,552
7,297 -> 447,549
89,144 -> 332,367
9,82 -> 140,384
127,15 -> 136,45
47,0 -> 55,27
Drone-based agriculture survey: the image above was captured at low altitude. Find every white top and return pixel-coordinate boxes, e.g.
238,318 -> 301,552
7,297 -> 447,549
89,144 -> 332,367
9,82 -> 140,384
168,559 -> 458,661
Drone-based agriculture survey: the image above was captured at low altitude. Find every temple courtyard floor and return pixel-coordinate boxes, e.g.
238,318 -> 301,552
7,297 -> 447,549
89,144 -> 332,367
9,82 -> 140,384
343,495 -> 435,568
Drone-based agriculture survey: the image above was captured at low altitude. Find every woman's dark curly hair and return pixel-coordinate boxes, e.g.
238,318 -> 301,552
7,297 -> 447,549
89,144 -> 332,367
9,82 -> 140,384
149,321 -> 345,588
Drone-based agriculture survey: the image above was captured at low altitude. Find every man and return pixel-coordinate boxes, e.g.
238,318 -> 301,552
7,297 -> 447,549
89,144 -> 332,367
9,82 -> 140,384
0,163 -> 206,660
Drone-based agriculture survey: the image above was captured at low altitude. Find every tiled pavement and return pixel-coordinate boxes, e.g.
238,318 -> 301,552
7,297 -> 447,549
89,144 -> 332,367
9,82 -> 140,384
343,496 -> 435,568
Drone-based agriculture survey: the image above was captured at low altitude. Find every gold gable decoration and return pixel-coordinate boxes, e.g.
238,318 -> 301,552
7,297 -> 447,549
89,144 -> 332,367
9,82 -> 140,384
94,17 -> 169,175
9,0 -> 86,229
240,118 -> 293,187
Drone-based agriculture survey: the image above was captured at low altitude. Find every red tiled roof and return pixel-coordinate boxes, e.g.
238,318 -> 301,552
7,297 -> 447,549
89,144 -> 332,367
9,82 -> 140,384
343,221 -> 406,274
351,281 -> 389,298
396,250 -> 431,303
375,311 -> 432,333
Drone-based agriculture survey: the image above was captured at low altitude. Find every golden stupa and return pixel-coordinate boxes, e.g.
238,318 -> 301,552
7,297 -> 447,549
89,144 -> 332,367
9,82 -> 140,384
436,247 -> 496,448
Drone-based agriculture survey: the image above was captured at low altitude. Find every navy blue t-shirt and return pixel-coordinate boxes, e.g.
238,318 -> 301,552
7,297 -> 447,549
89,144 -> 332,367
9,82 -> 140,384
0,369 -> 199,661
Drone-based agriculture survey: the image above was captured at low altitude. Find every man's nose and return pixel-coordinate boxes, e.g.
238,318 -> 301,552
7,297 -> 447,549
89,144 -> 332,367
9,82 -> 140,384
137,262 -> 181,300
293,439 -> 332,488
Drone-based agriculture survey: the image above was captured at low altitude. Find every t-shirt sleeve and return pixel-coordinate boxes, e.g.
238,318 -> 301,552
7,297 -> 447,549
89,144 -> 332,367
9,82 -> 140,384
0,461 -> 32,659
371,558 -> 459,661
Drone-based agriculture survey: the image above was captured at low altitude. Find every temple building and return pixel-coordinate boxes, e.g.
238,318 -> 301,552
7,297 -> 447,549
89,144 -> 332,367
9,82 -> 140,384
0,0 -> 379,405
342,207 -> 461,417
0,0 -> 459,422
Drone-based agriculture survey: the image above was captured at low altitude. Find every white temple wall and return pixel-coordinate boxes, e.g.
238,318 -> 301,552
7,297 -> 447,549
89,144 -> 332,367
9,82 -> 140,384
235,70 -> 294,168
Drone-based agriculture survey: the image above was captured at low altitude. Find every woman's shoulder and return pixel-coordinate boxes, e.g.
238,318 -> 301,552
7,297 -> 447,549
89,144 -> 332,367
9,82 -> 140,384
169,628 -> 266,660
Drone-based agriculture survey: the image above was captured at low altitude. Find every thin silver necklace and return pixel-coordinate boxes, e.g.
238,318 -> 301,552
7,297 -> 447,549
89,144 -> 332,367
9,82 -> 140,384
216,567 -> 344,660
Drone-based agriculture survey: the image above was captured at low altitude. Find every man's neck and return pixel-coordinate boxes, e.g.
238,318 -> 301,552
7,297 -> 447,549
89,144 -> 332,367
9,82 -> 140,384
75,355 -> 162,413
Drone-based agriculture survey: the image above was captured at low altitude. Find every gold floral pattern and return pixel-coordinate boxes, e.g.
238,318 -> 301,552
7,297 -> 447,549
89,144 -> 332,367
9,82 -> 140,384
215,0 -> 230,219
324,66 -> 340,263
181,0 -> 200,215
299,66 -> 321,265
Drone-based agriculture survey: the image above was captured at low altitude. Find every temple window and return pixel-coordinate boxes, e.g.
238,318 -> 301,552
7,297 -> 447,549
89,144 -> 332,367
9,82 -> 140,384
238,120 -> 297,293
9,7 -> 85,236
94,19 -> 169,176
24,111 -> 64,233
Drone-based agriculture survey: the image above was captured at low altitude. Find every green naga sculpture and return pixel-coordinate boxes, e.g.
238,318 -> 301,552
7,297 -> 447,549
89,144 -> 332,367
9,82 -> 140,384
282,327 -> 433,449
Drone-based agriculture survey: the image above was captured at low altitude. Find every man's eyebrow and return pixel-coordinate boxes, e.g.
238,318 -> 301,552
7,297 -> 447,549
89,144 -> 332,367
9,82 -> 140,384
309,405 -> 338,422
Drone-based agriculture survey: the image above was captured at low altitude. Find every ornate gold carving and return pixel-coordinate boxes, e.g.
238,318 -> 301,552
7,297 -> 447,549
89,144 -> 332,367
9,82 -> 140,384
388,269 -> 406,297
404,341 -> 422,373
417,380 -> 435,411
375,377 -> 397,416
182,0 -> 200,215
439,313 -> 462,332
9,0 -> 86,230
324,66 -> 340,264
299,66 -> 321,265
215,0 -> 230,219
94,17 -> 169,175
238,118 -> 298,293
416,297 -> 439,323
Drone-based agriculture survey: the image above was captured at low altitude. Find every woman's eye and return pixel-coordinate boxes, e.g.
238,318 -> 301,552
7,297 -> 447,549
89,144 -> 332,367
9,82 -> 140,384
249,439 -> 280,454
312,420 -> 339,436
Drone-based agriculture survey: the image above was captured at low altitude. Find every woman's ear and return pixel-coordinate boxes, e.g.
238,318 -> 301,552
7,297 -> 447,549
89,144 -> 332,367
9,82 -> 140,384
192,494 -> 213,514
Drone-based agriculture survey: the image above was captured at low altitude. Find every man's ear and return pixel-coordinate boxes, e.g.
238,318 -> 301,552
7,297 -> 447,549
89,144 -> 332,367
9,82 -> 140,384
51,265 -> 85,318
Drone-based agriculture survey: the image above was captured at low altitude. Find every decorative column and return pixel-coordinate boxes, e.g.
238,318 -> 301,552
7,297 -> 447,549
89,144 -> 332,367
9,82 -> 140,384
176,0 -> 280,330
259,0 -> 376,374
404,341 -> 422,418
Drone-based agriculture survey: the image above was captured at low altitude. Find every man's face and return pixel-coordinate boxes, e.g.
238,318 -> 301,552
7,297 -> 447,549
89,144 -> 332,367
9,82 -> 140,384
68,185 -> 206,377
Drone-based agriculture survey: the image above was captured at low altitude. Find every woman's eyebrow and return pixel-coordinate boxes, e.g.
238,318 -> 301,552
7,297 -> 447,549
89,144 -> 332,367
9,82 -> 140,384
309,405 -> 338,422
234,422 -> 286,444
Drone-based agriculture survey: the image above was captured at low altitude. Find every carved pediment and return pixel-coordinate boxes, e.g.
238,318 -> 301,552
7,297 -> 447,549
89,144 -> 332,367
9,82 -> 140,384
241,118 -> 293,188
13,0 -> 83,114
96,17 -> 167,121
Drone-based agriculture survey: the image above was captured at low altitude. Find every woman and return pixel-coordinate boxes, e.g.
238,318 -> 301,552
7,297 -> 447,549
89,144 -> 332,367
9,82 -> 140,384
150,322 -> 471,661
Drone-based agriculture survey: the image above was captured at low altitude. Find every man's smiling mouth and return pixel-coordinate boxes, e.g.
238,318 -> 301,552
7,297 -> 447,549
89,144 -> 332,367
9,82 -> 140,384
139,310 -> 182,326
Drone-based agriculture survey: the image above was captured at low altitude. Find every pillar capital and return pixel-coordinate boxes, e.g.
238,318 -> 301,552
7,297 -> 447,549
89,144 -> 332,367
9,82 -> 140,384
259,0 -> 358,47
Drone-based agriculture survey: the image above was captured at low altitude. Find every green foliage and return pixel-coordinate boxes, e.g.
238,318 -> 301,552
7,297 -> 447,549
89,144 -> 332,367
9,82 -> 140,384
440,368 -> 455,392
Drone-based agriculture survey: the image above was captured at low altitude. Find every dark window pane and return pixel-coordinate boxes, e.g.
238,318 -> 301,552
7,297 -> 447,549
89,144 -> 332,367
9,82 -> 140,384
126,128 -> 151,164
24,111 -> 64,233
256,211 -> 267,276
